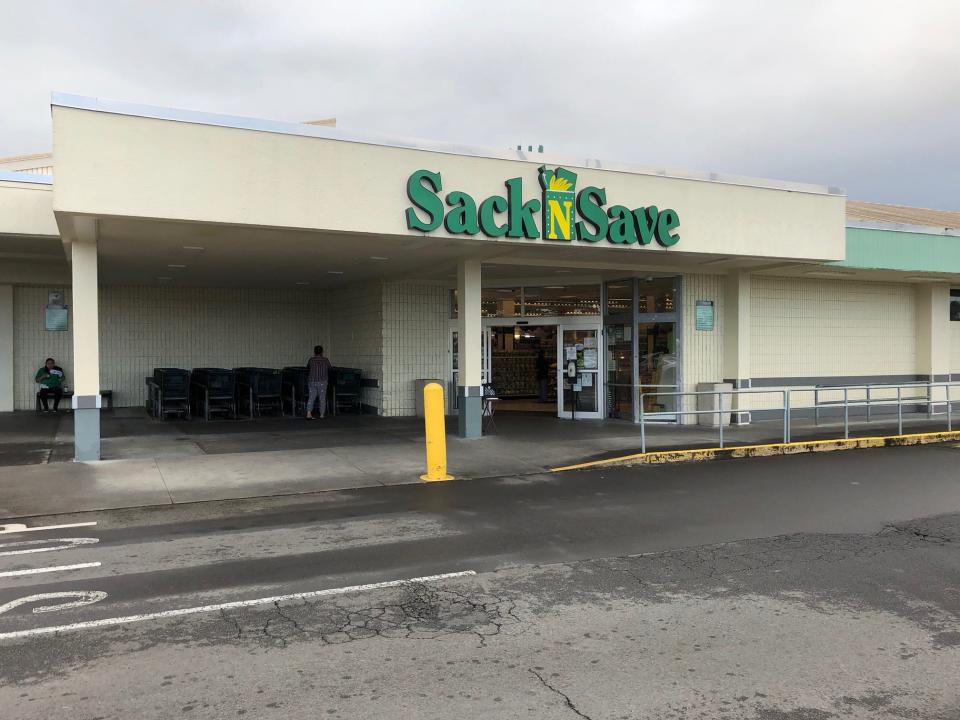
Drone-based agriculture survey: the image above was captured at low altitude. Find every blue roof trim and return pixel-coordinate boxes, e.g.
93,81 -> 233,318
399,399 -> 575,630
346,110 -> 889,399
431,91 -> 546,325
0,171 -> 53,185
51,92 -> 843,198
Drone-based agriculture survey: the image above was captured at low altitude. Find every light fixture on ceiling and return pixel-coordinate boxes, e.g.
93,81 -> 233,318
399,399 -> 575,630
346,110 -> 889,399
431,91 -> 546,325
156,276 -> 173,281
513,325 -> 521,340
370,256 -> 389,261
327,270 -> 344,275
555,270 -> 572,274
295,281 -> 310,286
167,264 -> 187,269
182,246 -> 205,252
496,288 -> 513,293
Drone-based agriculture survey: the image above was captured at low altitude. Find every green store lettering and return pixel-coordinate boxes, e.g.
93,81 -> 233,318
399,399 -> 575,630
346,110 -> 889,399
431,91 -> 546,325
405,166 -> 680,248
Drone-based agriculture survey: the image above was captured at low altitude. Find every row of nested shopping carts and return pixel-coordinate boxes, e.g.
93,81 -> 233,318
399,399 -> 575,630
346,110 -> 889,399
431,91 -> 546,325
145,366 -> 363,421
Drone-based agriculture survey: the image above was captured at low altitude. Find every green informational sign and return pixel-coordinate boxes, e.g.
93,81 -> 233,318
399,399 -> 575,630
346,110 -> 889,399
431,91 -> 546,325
45,306 -> 68,331
695,300 -> 714,331
404,166 -> 681,248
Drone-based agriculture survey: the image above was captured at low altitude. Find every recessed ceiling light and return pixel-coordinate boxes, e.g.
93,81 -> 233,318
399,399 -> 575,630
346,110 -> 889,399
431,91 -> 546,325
555,270 -> 572,274
182,246 -> 205,251
370,256 -> 389,261
295,281 -> 310,285
496,289 -> 513,293
167,264 -> 187,269
328,270 -> 344,275
156,276 -> 173,281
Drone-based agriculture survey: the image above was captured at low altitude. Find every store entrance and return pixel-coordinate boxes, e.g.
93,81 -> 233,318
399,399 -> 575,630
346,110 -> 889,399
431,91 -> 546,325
488,325 -> 557,412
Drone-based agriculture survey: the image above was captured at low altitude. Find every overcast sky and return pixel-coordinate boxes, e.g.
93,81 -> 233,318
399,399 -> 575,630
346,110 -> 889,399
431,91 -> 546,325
2,0 -> 958,208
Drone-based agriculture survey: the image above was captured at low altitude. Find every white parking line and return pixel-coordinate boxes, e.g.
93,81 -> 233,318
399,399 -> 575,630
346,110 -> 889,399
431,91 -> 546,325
0,562 -> 102,578
0,570 -> 477,640
0,522 -> 98,535
0,538 -> 99,556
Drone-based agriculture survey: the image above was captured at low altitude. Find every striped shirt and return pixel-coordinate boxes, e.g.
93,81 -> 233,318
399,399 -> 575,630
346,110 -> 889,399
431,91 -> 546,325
307,355 -> 331,384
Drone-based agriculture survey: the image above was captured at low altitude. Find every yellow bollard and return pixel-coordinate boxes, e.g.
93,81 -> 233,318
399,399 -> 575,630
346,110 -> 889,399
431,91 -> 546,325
420,382 -> 453,481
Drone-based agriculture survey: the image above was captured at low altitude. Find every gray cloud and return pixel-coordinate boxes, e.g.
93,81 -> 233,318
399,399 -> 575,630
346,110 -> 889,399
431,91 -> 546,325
2,0 -> 957,207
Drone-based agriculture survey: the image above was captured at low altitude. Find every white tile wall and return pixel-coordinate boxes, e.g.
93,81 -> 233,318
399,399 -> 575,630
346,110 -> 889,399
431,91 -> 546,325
380,281 -> 449,416
680,274 -> 724,422
13,286 -> 74,410
952,318 -> 960,375
326,281 -> 384,412
751,277 -> 916,379
13,285 -> 328,409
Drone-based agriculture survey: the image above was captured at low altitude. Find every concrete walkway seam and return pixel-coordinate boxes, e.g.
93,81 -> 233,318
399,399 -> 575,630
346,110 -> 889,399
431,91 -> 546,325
550,430 -> 960,472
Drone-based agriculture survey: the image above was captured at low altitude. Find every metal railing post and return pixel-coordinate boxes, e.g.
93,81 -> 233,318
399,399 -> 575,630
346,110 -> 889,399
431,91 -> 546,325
814,387 -> 819,426
844,387 -> 849,439
640,395 -> 646,454
897,386 -> 903,436
717,391 -> 723,448
927,382 -> 933,419
948,384 -> 953,432
784,390 -> 791,443
866,386 -> 872,422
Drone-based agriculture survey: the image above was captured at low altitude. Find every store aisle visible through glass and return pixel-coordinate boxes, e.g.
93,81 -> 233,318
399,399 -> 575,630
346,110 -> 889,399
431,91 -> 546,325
489,325 -> 557,412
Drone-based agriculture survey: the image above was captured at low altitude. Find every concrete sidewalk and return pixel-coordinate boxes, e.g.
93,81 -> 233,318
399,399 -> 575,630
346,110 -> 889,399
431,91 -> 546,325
0,408 -> 954,518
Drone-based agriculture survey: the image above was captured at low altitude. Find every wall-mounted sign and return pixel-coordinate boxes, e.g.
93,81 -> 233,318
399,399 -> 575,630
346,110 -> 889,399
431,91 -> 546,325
405,166 -> 680,248
695,300 -> 714,331
45,288 -> 68,331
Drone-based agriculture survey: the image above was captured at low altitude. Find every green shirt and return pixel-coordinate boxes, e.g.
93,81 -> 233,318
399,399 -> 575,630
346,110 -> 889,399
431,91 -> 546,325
36,366 -> 65,389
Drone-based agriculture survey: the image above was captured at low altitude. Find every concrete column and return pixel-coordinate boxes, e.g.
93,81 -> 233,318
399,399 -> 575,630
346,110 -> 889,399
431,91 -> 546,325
722,272 -> 751,424
915,283 -> 950,381
457,259 -> 482,438
0,285 -> 12,412
71,240 -> 101,461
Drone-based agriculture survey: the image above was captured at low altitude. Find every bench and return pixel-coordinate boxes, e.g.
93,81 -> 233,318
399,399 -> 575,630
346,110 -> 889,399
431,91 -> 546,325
35,388 -> 113,412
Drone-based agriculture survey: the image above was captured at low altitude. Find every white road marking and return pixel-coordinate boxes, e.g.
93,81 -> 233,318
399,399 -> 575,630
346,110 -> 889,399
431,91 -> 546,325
0,538 -> 99,556
0,562 -> 102,578
0,591 -> 108,617
0,570 -> 477,640
0,522 -> 98,535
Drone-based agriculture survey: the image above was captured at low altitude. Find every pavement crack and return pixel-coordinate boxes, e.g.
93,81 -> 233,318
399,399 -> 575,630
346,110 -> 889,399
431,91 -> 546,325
528,668 -> 592,720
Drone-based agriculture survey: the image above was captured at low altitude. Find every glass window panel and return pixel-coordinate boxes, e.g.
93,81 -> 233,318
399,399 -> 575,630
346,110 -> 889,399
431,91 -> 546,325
523,284 -> 600,317
482,287 -> 521,318
637,277 -> 676,314
604,280 -> 633,316
951,289 -> 960,322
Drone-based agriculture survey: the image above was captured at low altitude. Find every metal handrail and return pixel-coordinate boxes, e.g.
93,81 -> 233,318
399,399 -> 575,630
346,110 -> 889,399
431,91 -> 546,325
637,381 -> 960,453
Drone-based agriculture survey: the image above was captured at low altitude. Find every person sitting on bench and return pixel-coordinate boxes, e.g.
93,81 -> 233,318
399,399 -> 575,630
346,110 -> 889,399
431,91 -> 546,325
36,357 -> 65,413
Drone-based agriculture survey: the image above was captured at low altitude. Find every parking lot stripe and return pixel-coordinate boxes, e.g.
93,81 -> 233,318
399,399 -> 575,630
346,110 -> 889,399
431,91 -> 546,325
0,522 -> 98,535
0,570 -> 477,640
0,562 -> 102,578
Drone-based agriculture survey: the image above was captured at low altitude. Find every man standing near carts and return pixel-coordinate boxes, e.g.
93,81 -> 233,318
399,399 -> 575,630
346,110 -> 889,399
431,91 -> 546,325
306,345 -> 332,420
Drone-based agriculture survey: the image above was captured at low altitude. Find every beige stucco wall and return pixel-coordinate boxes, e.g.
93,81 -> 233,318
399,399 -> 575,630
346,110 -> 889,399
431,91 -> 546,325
52,105 -> 845,262
0,181 -> 58,237
12,285 -> 329,410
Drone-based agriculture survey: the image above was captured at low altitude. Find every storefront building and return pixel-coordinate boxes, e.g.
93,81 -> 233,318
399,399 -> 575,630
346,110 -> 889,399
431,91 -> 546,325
1,94 -> 958,460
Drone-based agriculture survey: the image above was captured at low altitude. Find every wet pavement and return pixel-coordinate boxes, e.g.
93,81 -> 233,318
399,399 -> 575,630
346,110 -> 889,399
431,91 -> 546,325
0,444 -> 958,718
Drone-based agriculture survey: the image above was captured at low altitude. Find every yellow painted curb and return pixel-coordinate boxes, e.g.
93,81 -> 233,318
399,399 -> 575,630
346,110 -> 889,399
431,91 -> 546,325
550,430 -> 960,472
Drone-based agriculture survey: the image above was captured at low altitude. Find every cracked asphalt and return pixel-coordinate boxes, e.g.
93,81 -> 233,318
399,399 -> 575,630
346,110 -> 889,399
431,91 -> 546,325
0,444 -> 959,719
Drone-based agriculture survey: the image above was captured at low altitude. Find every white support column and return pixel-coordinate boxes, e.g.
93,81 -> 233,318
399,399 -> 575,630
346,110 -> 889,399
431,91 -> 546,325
71,239 -> 101,461
0,285 -> 12,412
457,259 -> 482,438
915,283 -> 950,381
723,272 -> 751,424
